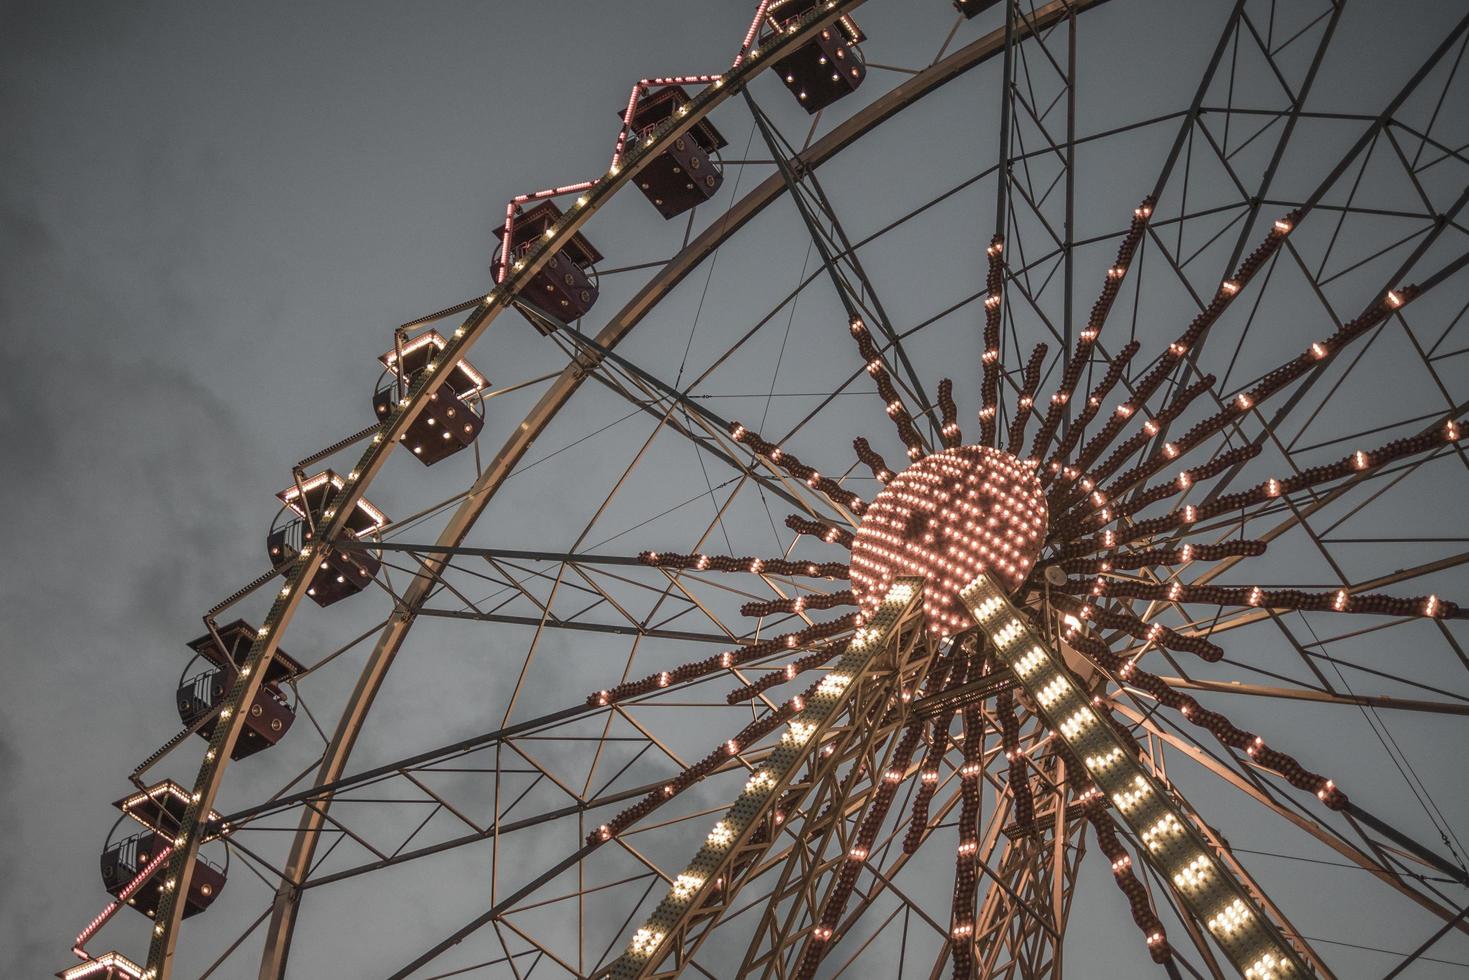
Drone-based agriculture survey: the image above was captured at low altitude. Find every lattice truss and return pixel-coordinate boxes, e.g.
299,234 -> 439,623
70,2 -> 1469,979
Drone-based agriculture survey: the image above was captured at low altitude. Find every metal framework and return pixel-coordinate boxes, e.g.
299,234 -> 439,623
61,2 -> 1469,979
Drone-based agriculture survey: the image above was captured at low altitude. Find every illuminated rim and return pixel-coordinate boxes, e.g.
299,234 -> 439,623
849,445 -> 1047,632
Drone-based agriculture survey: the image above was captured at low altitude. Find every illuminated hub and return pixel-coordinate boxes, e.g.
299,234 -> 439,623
849,445 -> 1046,634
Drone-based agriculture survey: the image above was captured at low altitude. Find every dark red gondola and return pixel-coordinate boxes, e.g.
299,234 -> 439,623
373,330 -> 488,465
621,85 -> 728,219
266,470 -> 389,607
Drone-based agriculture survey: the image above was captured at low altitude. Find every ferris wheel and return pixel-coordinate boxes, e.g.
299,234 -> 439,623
63,1 -> 1469,978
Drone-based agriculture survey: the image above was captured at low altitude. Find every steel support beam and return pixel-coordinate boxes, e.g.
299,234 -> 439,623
600,580 -> 931,979
962,574 -> 1325,977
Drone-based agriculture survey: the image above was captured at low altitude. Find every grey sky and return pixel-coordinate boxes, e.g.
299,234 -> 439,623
4,1 -> 1468,977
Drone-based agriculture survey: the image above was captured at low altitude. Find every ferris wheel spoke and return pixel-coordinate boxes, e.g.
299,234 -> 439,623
744,89 -> 937,455
1113,700 -> 1469,936
191,904 -> 275,980
779,677 -> 949,978
1086,802 -> 1176,963
964,575 -> 1328,975
1043,4 -> 1363,499
377,549 -> 505,620
1051,392 -> 1469,573
981,236 -> 1008,447
1158,13 -> 1469,463
831,784 -> 968,942
972,839 -> 1069,974
1154,426 -> 1469,612
1040,217 -> 1300,513
965,756 -> 1082,975
1157,676 -> 1469,718
1003,0 -> 1256,461
623,162 -> 1014,454
1041,340 -> 1144,482
1067,624 -> 1351,812
1125,728 -> 1335,977
735,724 -> 930,976
369,737 -> 790,972
1004,342 -> 1049,455
936,378 -> 964,449
388,841 -> 602,979
292,767 -> 691,894
739,743 -> 978,978
728,420 -> 871,518
578,15 -> 1116,499
418,601 -> 744,646
1188,196 -> 1469,523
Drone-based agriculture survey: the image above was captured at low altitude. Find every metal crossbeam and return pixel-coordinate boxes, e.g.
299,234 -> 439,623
342,541 -> 645,566
742,88 -> 940,443
416,606 -> 741,645
910,668 -> 1018,718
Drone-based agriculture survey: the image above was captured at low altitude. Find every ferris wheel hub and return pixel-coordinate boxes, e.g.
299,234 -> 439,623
849,445 -> 1047,635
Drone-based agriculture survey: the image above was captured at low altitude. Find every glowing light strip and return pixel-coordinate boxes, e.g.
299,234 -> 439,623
733,0 -> 772,67
611,76 -> 724,170
276,472 -> 388,531
382,330 -> 444,364
380,330 -> 487,391
117,781 -> 223,835
276,471 -> 336,501
606,577 -> 923,979
496,183 -> 600,283
960,575 -> 1311,978
766,0 -> 861,42
73,846 -> 174,955
61,951 -> 147,980
117,781 -> 188,812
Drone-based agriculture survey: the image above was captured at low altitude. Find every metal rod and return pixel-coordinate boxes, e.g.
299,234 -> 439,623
1346,802 -> 1469,885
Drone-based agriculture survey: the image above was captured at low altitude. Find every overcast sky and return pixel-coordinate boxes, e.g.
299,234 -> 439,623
4,2 -> 1468,978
